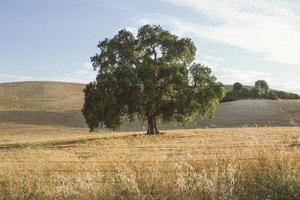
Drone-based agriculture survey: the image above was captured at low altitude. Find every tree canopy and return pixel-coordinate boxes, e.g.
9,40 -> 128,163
233,82 -> 243,91
82,25 -> 225,134
255,80 -> 269,93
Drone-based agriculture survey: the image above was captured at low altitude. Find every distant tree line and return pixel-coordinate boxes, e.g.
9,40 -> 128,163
222,80 -> 300,102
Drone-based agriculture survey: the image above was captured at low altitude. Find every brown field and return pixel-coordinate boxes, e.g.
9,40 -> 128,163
0,81 -> 86,128
0,123 -> 299,199
0,81 -> 84,112
1,82 -> 300,129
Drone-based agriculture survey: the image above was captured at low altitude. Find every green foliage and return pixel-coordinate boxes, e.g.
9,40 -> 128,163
251,87 -> 265,98
233,82 -> 243,91
240,88 -> 250,97
273,90 -> 300,99
222,80 -> 299,102
268,91 -> 279,100
82,25 -> 225,133
255,80 -> 269,93
251,168 -> 300,200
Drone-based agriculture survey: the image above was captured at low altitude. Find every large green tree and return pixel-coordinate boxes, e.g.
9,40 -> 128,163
255,80 -> 269,93
82,25 -> 225,134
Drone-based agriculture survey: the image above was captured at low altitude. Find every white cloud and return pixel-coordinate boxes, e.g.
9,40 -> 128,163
214,68 -> 272,85
199,54 -> 272,87
161,0 -> 300,66
128,1 -> 300,92
199,53 -> 300,93
0,74 -> 33,83
55,62 -> 97,83
125,26 -> 138,36
202,54 -> 223,62
200,54 -> 224,68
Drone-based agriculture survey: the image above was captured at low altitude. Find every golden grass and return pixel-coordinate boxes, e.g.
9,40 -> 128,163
0,123 -> 299,199
0,82 -> 84,112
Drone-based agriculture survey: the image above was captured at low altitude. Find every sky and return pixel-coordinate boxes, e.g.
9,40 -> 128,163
1,0 -> 300,93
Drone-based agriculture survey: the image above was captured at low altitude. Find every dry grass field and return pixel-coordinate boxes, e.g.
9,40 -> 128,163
0,82 -> 84,112
0,123 -> 299,199
0,82 -> 86,128
1,82 -> 300,129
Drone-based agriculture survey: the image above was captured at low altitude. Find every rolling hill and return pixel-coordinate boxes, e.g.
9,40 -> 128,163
0,81 -> 300,129
0,81 -> 86,127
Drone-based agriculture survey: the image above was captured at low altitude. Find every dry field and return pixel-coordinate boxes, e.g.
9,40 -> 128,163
0,82 -> 84,112
0,123 -> 300,199
1,82 -> 300,129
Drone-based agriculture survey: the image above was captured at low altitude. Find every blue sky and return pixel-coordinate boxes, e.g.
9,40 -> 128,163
1,0 -> 300,92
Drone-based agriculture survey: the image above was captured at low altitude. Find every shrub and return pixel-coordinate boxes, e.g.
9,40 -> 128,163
273,90 -> 300,100
251,168 -> 300,200
268,91 -> 279,100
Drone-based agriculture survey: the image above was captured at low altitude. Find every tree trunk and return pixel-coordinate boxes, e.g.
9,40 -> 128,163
147,115 -> 159,135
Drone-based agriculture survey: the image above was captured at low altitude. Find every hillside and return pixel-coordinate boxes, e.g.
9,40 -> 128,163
0,81 -> 300,129
0,81 -> 86,127
0,81 -> 84,112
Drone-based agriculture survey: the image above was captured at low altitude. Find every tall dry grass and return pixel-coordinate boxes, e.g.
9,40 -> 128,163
1,152 -> 299,199
0,126 -> 299,199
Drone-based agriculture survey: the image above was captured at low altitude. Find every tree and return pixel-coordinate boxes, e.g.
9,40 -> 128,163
233,82 -> 243,91
82,25 -> 225,134
251,87 -> 264,98
268,91 -> 279,100
255,80 -> 269,93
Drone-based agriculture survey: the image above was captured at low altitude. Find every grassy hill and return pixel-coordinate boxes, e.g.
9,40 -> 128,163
0,81 -> 300,129
0,81 -> 84,112
0,81 -> 86,127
